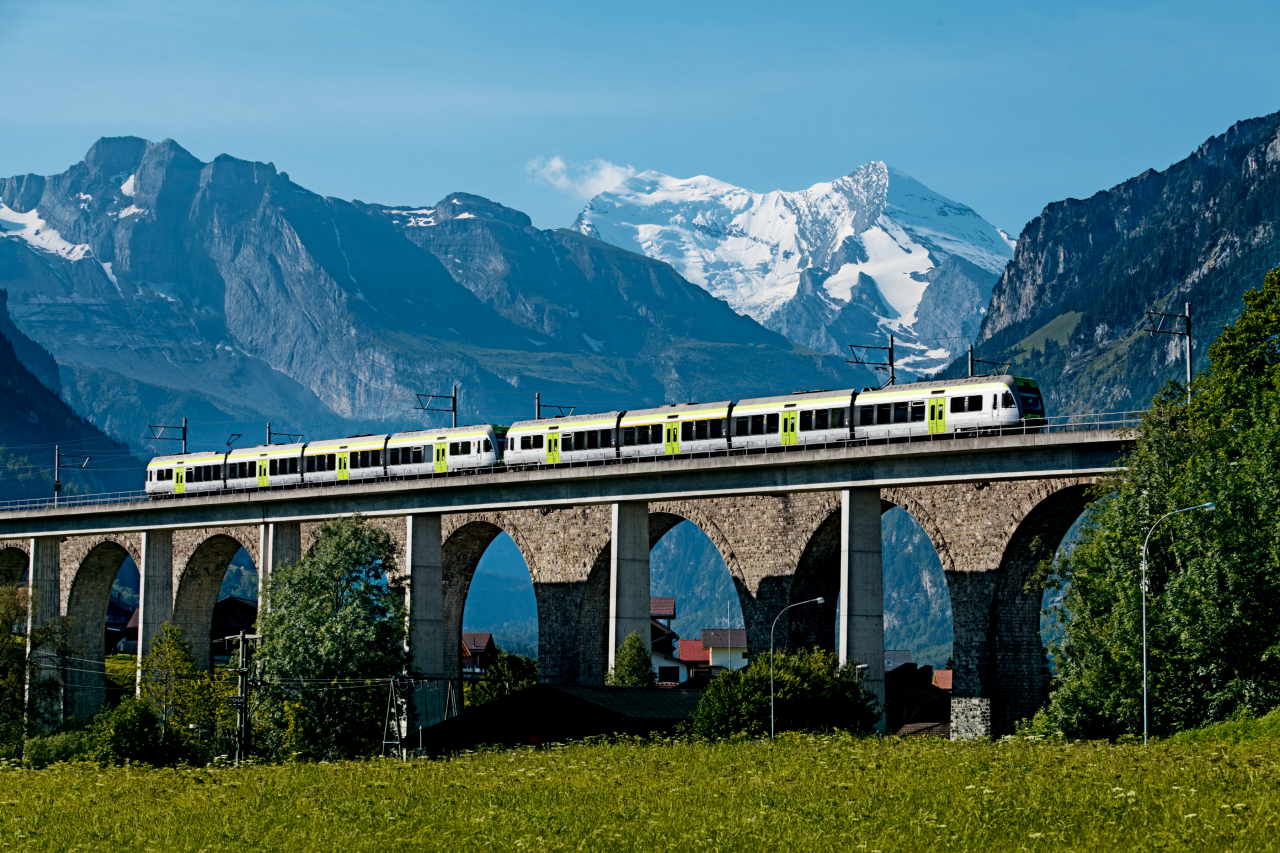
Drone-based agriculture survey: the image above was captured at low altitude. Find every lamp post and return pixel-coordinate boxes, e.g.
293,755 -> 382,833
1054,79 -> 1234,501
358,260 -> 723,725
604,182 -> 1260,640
770,596 -> 825,740
1141,501 -> 1214,745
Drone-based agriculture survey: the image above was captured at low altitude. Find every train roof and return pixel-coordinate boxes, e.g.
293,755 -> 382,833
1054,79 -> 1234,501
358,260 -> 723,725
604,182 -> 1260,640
854,375 -> 1022,400
734,389 -> 857,408
509,411 -> 623,431
622,401 -> 733,419
391,424 -> 497,440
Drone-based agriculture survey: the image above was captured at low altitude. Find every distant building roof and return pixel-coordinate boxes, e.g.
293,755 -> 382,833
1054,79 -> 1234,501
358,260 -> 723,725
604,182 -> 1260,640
462,633 -> 495,653
885,649 -> 913,668
932,669 -> 952,691
701,628 -> 747,648
650,597 -> 676,618
678,639 -> 709,663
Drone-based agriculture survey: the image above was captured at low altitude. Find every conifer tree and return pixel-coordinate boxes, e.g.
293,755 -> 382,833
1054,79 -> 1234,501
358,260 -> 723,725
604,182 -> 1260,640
606,631 -> 655,687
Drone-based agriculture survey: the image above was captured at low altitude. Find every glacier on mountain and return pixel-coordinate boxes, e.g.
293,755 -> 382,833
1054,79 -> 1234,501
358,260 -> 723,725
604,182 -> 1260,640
572,162 -> 1013,375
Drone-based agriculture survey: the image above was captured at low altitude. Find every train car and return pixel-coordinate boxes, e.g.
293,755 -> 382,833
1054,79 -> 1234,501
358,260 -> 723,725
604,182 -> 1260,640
301,435 -> 389,485
145,451 -> 229,497
386,425 -> 502,477
851,375 -> 1045,440
220,442 -> 307,490
505,412 -> 622,466
729,390 -> 856,451
618,401 -> 732,459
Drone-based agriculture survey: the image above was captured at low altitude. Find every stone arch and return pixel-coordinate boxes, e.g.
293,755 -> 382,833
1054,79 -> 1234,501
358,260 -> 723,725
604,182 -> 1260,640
440,513 -> 542,682
172,531 -> 257,672
992,481 -> 1095,733
62,535 -> 141,718
0,546 -> 28,584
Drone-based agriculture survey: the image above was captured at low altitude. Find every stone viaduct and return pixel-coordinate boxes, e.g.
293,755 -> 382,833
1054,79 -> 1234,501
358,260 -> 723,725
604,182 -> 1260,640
0,431 -> 1125,739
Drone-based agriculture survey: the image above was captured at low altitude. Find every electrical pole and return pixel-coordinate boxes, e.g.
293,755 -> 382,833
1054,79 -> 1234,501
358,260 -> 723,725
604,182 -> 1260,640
266,423 -> 271,446
414,387 -> 458,427
535,392 -> 540,420
234,630 -> 249,764
1144,301 -> 1193,404
846,337 -> 897,388
146,419 -> 189,456
53,445 -> 91,507
968,345 -> 973,378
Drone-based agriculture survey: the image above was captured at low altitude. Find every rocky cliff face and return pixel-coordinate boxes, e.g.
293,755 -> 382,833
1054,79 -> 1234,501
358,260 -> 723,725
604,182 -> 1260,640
948,111 -> 1280,413
0,138 -> 849,462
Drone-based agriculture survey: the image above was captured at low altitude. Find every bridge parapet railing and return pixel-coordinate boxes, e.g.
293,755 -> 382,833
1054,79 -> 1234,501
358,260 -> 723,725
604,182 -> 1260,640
0,411 -> 1143,515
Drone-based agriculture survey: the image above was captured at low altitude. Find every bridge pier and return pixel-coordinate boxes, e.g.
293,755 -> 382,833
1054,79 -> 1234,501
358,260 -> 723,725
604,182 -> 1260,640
134,530 -> 173,689
608,502 -> 650,671
25,537 -> 60,724
259,521 -> 301,600
838,488 -> 886,729
405,514 -> 447,727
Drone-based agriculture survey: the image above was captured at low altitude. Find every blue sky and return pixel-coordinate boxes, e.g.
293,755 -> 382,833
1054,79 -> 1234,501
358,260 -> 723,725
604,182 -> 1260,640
2,1 -> 1278,234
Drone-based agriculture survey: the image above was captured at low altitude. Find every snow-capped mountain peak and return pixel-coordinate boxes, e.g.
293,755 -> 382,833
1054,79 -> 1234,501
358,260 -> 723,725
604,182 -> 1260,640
573,163 -> 1013,375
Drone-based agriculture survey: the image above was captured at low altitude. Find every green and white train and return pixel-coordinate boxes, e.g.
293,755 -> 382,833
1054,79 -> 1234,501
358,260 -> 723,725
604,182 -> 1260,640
144,375 -> 1044,497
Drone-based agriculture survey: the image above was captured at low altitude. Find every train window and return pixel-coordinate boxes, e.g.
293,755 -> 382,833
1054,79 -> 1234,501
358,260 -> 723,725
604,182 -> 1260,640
695,420 -> 708,441
681,422 -> 693,442
735,417 -> 749,437
307,455 -> 317,473
193,467 -> 202,483
638,426 -> 651,445
1022,395 -> 1041,411
968,395 -> 982,411
876,403 -> 891,424
815,409 -> 829,430
533,435 -> 544,450
831,408 -> 845,428
324,453 -> 334,470
586,430 -> 598,449
561,434 -> 574,452
370,450 -> 380,467
950,396 -> 965,414
750,414 -> 765,435
893,402 -> 909,423
623,427 -> 636,446
650,424 -> 663,444
910,401 -> 926,422
766,413 -> 779,434
520,435 -> 533,451
269,459 -> 278,476
1002,392 -> 1016,408
362,450 -> 372,467
710,419 -> 723,439
599,430 -> 612,448
574,431 -> 587,450
859,406 -> 874,426
799,410 -> 812,431
449,442 -> 460,455
388,448 -> 399,466
410,448 -> 423,464
483,439 -> 493,452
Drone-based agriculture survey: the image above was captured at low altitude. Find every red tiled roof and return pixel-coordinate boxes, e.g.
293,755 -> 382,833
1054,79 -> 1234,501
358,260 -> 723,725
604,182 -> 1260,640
678,639 -> 709,663
932,669 -> 953,690
462,632 -> 495,653
650,597 -> 677,618
701,628 -> 747,648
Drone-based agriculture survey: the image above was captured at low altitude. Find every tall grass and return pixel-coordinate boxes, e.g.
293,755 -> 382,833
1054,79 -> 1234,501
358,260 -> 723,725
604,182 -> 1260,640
0,733 -> 1275,851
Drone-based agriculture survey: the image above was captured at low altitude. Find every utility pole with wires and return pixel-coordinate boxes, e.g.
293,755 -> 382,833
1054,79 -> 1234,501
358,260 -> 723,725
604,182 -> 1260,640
535,393 -> 576,419
966,344 -> 1011,377
229,630 -> 259,764
266,424 -> 304,445
53,445 -> 91,507
415,385 -> 458,428
146,417 -> 188,454
382,676 -> 409,759
846,336 -> 896,387
1144,302 -> 1193,404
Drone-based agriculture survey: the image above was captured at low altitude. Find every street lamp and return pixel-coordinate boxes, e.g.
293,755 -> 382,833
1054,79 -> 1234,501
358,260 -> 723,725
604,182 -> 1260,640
770,596 -> 825,740
1141,501 -> 1214,746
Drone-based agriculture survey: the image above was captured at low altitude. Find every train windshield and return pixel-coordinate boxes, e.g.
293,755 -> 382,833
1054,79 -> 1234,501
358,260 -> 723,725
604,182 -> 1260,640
1021,394 -> 1043,412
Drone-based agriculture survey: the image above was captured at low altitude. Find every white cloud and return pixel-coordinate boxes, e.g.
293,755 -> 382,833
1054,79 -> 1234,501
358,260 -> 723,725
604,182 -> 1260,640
527,155 -> 636,199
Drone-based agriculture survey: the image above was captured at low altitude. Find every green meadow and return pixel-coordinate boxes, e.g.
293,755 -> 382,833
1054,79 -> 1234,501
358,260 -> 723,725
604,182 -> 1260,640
1,728 -> 1277,852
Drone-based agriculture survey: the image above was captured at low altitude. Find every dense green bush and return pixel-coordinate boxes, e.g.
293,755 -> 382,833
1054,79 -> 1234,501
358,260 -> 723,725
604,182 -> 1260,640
1040,264 -> 1280,738
89,698 -> 178,765
688,647 -> 879,738
466,651 -> 537,707
22,730 -> 90,768
605,632 -> 655,687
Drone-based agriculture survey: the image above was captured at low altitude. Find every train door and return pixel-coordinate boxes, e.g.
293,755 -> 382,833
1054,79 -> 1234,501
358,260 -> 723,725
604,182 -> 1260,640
546,434 -> 560,464
174,467 -> 185,495
928,399 -> 946,434
337,453 -> 348,482
664,423 -> 680,455
781,411 -> 798,445
434,444 -> 447,473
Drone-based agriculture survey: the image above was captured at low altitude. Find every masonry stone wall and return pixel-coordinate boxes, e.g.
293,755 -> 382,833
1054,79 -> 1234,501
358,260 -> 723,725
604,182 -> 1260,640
40,474 -> 1095,735
0,541 -> 29,583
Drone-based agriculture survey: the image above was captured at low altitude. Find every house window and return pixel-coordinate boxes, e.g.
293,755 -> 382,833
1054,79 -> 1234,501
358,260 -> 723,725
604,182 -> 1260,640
658,666 -> 680,683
